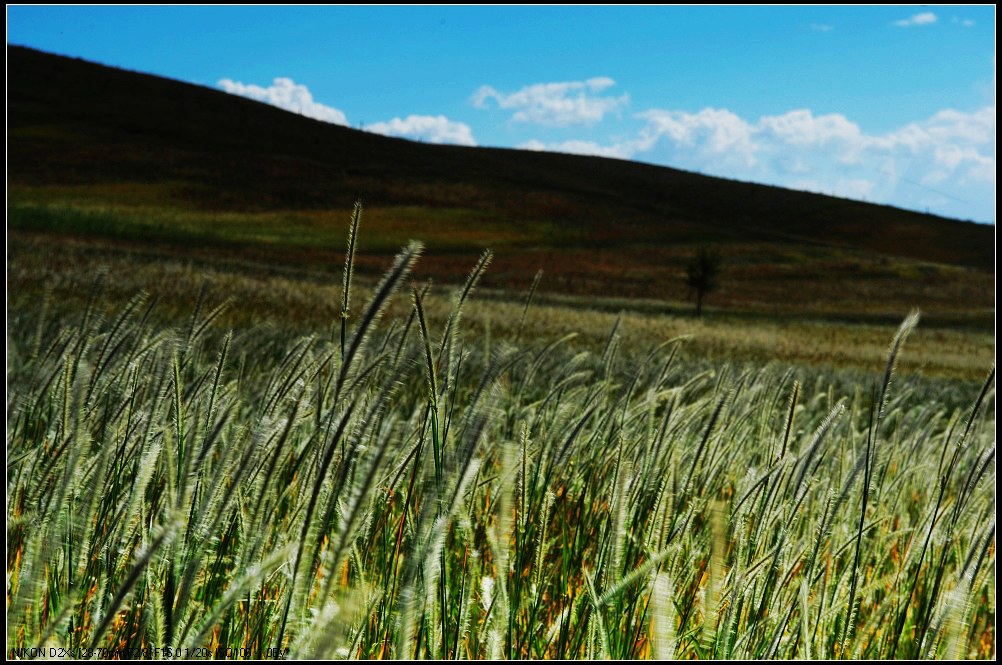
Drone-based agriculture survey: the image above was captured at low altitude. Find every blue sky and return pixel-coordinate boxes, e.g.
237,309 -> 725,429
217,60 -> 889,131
8,5 -> 996,222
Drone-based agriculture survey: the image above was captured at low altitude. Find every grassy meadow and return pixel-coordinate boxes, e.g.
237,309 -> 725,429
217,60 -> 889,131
8,190 -> 994,331
6,202 -> 996,659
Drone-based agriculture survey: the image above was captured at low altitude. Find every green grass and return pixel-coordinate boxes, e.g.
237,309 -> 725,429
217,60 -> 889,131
6,222 -> 995,659
8,191 -> 996,337
7,197 -> 571,253
8,45 -> 996,658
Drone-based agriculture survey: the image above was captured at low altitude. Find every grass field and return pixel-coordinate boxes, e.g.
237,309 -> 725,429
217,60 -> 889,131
8,226 -> 995,383
6,211 -> 995,659
8,193 -> 994,331
6,47 -> 996,660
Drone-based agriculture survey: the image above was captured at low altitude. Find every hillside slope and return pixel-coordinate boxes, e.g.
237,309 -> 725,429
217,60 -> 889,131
6,45 -> 994,323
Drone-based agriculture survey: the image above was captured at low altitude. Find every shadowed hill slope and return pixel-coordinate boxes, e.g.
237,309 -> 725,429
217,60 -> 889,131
7,46 -> 994,324
8,45 -> 992,267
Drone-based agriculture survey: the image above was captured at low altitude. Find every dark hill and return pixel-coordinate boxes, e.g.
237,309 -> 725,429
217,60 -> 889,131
8,45 -> 992,267
6,46 -> 994,323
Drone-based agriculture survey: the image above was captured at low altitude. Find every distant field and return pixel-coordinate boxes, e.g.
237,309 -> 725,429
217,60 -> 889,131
8,229 -> 994,383
8,193 -> 995,331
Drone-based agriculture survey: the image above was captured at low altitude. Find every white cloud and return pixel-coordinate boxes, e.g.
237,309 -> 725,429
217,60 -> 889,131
758,109 -> 865,164
521,104 -> 995,219
810,23 -> 834,32
758,109 -> 863,147
636,108 -> 758,168
871,107 -> 996,180
788,177 -> 875,200
366,115 -> 477,146
471,78 -> 628,126
894,12 -> 937,27
218,76 -> 477,146
519,138 -> 631,159
218,77 -> 348,125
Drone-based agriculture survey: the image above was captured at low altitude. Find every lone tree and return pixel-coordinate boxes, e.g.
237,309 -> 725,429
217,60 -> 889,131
685,246 -> 722,317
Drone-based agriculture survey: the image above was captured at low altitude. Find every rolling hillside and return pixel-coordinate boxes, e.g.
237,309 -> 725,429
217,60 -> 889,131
7,45 -> 994,323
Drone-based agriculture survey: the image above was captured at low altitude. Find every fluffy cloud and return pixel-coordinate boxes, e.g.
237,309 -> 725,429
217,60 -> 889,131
218,78 -> 476,147
757,109 -> 866,166
894,12 -> 937,27
637,108 -> 758,168
871,107 -> 995,180
758,110 -> 863,148
787,177 -> 875,200
472,78 -> 628,126
366,115 -> 477,146
519,138 -> 630,159
521,105 -> 995,219
218,77 -> 348,125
